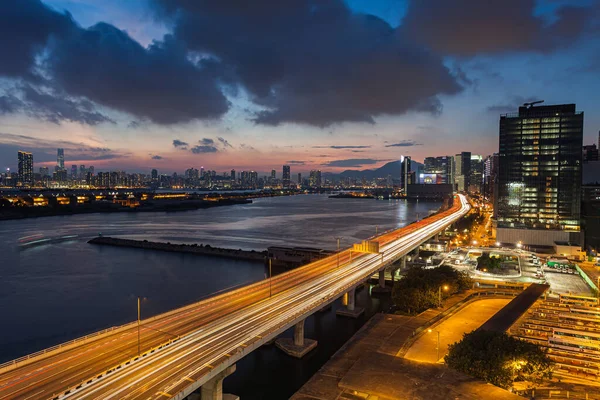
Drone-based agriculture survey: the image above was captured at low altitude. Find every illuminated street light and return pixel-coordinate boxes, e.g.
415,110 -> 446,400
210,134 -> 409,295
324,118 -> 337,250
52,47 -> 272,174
496,241 -> 501,247
516,241 -> 523,249
472,240 -> 478,246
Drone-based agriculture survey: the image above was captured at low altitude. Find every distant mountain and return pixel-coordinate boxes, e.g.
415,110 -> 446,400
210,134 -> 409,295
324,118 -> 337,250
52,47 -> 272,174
334,160 -> 424,180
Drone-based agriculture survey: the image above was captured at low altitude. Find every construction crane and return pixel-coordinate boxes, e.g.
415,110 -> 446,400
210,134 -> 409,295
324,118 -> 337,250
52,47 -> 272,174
523,100 -> 544,108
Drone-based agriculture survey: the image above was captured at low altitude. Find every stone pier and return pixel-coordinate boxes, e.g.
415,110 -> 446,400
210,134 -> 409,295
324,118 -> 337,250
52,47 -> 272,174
275,319 -> 317,358
336,287 -> 364,318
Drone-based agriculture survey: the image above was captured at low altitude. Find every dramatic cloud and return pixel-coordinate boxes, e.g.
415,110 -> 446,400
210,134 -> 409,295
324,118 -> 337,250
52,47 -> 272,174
47,24 -> 230,125
217,137 -> 233,148
402,0 -> 597,56
385,140 -> 422,147
172,139 -> 189,148
321,158 -> 381,168
286,160 -> 306,165
0,0 -> 74,79
199,138 -> 214,145
312,145 -> 372,149
151,155 -> 163,160
151,0 -> 463,126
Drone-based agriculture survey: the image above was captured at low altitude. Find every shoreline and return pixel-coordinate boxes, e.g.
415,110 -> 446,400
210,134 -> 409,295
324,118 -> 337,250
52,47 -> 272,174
88,236 -> 267,262
0,198 -> 252,221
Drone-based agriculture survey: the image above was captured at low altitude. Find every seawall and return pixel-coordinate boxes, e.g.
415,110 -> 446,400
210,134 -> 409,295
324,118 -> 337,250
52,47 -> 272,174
88,237 -> 267,262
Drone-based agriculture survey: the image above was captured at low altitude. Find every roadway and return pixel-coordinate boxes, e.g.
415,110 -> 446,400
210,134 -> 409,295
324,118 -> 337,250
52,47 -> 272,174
0,195 -> 470,400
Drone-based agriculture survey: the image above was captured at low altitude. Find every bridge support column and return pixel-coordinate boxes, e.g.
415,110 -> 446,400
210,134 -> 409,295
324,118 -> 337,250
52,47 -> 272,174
275,319 -> 317,358
372,269 -> 391,294
401,256 -> 407,270
197,364 -> 238,400
336,287 -> 364,318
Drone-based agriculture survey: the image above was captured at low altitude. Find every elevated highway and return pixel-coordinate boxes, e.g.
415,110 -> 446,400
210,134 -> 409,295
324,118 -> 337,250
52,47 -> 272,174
0,195 -> 470,400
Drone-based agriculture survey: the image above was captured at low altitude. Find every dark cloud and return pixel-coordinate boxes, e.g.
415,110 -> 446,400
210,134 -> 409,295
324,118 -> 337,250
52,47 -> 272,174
312,145 -> 372,149
486,96 -> 540,114
47,24 -> 230,125
19,84 -> 114,125
286,160 -> 306,165
172,139 -> 189,148
321,158 -> 381,168
199,138 -> 214,146
385,140 -> 422,147
217,137 -> 233,148
0,0 -> 75,80
191,145 -> 218,154
151,0 -> 463,127
401,0 -> 597,56
0,95 -> 23,114
239,143 -> 257,151
151,155 -> 163,160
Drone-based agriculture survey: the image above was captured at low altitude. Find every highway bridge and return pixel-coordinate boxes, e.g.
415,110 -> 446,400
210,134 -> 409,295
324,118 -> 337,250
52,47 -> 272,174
0,194 -> 470,400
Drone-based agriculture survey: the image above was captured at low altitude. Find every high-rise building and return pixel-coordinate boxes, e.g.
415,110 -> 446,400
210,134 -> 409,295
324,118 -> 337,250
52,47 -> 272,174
71,164 -> 77,179
39,166 -> 49,177
309,170 -> 322,187
89,166 -> 94,176
469,155 -> 483,194
17,151 -> 33,186
151,169 -> 158,181
57,148 -> 64,170
282,165 -> 291,187
423,156 -> 454,184
454,152 -> 471,192
297,173 -> 302,185
483,153 -> 499,202
79,165 -> 86,179
230,169 -> 236,182
496,103 -> 583,247
400,156 -> 412,192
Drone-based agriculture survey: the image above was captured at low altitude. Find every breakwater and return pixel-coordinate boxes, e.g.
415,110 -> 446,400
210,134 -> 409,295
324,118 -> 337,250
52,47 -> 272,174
88,237 -> 267,262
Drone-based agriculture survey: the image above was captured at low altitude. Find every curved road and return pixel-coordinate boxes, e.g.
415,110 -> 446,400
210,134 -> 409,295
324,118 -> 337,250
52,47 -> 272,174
0,195 -> 470,400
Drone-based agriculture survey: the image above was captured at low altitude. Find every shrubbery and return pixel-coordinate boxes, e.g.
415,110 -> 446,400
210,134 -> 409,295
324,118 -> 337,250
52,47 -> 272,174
445,330 -> 553,389
392,265 -> 472,315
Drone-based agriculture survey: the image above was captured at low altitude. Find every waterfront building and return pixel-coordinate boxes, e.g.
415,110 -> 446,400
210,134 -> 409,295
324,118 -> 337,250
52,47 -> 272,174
57,148 -> 64,170
17,151 -> 33,186
496,103 -> 583,247
309,170 -> 322,187
230,169 -> 236,182
151,169 -> 158,181
423,156 -> 454,184
297,173 -> 302,186
484,153 -> 499,202
71,164 -> 77,179
583,144 -> 599,162
282,165 -> 291,187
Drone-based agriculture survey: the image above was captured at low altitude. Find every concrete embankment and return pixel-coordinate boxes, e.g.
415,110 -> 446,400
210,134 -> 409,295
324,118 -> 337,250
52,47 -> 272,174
88,237 -> 267,262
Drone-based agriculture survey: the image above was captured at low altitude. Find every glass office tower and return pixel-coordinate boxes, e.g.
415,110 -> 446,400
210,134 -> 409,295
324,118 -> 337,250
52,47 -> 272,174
497,104 -> 583,245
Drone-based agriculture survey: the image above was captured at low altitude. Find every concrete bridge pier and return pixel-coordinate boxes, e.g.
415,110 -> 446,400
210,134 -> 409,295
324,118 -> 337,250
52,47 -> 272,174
185,364 -> 239,400
336,287 -> 364,318
275,319 -> 317,358
372,269 -> 391,294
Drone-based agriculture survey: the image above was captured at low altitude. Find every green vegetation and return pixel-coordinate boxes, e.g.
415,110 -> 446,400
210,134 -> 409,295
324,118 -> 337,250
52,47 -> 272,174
476,252 -> 502,272
445,330 -> 553,389
392,265 -> 471,315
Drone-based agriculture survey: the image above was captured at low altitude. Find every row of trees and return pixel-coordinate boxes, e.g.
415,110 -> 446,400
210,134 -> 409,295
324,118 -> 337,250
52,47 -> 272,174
391,265 -> 472,315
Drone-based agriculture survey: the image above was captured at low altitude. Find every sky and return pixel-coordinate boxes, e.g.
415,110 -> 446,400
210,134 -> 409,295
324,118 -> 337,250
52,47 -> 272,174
0,0 -> 599,175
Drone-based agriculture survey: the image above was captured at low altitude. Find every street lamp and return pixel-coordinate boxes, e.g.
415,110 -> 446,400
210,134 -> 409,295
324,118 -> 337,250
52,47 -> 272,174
438,285 -> 449,307
496,241 -> 501,247
268,257 -> 273,297
335,237 -> 343,269
136,296 -> 147,356
516,241 -> 523,249
428,329 -> 441,361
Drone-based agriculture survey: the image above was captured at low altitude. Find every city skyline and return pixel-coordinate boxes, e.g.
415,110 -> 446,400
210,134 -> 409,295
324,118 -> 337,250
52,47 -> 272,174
0,0 -> 599,173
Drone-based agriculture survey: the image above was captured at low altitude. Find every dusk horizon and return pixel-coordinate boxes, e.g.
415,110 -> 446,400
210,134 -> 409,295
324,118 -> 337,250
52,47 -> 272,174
1,0 -> 599,174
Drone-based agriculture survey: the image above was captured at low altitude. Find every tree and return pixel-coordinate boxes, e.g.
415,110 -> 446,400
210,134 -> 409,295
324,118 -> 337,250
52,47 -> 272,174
392,265 -> 472,315
477,253 -> 501,272
445,330 -> 553,389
